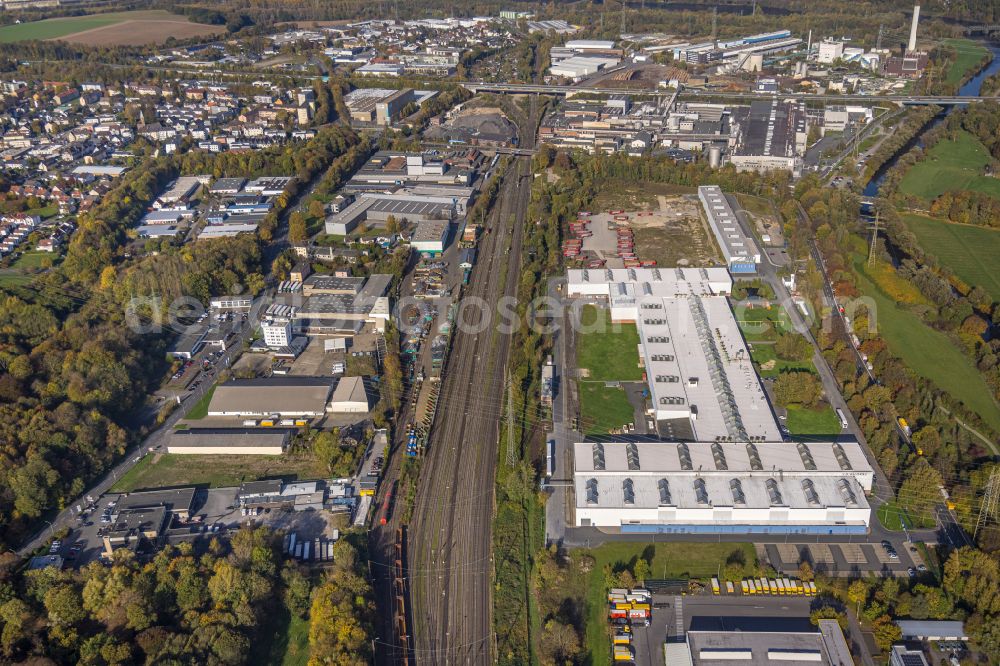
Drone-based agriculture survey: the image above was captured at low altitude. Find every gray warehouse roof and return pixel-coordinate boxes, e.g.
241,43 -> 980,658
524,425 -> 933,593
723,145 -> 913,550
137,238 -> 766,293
208,377 -> 334,415
168,428 -> 294,449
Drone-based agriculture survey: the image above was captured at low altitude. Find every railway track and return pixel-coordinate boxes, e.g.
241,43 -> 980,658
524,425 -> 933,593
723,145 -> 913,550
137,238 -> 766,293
369,97 -> 539,665
406,153 -> 531,664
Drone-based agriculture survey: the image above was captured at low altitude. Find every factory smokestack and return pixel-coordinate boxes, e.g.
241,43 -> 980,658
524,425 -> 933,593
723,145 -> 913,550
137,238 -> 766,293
908,4 -> 920,52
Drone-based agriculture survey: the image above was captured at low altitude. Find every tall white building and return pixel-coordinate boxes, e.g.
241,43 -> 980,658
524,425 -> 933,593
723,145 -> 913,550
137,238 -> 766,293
262,318 -> 292,348
817,39 -> 845,64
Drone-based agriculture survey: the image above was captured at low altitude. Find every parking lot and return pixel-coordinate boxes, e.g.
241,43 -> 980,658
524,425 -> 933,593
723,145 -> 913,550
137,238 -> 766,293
52,486 -> 342,567
766,541 -> 924,577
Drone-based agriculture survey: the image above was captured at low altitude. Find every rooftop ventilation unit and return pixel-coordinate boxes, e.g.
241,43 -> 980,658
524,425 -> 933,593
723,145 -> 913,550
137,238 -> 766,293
730,478 -> 746,505
694,478 -> 710,505
651,354 -> 675,362
593,443 -> 606,471
658,478 -> 672,506
678,443 -> 693,470
712,442 -> 728,470
801,479 -> 820,506
623,478 -> 635,505
626,442 -> 640,471
586,478 -> 599,505
765,478 -> 783,505
837,478 -> 858,506
797,443 -> 817,471
832,442 -> 852,471
628,268 -> 637,281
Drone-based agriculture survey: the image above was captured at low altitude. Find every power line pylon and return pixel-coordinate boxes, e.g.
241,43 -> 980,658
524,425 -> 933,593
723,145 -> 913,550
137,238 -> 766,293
975,469 -> 1000,541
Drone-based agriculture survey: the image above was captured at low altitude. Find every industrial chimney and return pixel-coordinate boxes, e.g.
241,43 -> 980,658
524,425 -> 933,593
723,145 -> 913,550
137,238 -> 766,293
908,4 -> 920,52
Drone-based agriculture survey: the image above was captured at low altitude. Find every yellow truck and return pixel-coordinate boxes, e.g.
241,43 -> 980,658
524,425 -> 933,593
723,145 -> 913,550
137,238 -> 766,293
769,579 -> 778,595
613,633 -> 632,646
711,578 -> 720,595
783,578 -> 793,595
613,645 -> 633,662
741,580 -> 749,594
806,582 -> 817,596
754,580 -> 763,594
776,579 -> 785,595
726,581 -> 735,594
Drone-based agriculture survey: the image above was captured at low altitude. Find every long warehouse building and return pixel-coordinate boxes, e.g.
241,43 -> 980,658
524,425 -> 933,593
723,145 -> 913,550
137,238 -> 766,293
567,267 -> 781,441
697,185 -> 760,273
573,440 -> 873,534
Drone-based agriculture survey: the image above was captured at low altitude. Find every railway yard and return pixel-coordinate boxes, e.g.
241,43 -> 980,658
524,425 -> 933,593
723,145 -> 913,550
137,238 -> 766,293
369,100 -> 538,665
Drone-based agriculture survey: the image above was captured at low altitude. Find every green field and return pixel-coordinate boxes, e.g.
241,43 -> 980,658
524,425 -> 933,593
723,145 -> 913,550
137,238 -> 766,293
876,499 -> 935,531
183,384 -> 216,420
0,16 -> 119,42
576,305 -> 642,381
901,213 -> 1000,300
898,130 -> 1000,202
736,305 -> 793,342
578,382 -> 635,435
748,344 -> 812,379
942,38 -> 990,87
252,607 -> 310,666
110,452 -> 320,492
581,542 -> 756,666
853,257 -> 1000,433
12,251 -> 53,270
0,273 -> 34,287
785,404 -> 842,437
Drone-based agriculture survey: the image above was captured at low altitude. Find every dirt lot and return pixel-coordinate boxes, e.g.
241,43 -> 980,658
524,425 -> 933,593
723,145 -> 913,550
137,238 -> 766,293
578,193 -> 721,267
61,16 -> 219,46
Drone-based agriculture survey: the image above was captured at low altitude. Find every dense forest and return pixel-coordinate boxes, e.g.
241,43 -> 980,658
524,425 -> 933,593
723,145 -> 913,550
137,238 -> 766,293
0,527 -> 375,665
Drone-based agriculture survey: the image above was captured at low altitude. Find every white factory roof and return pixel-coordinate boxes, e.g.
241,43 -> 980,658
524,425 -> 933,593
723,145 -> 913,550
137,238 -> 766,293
565,39 -> 615,50
566,266 -> 732,296
698,185 -> 760,265
639,294 -> 780,440
575,471 -> 869,513
573,441 -> 872,487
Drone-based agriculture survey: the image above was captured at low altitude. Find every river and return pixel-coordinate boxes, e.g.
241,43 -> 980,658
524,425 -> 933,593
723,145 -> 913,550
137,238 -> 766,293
862,42 -> 1000,199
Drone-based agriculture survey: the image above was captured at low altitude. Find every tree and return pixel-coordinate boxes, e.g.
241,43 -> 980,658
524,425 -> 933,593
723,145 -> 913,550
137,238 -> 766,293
308,199 -> 326,219
848,579 -> 869,616
798,561 -> 814,582
539,620 -> 580,666
898,459 -> 944,526
289,211 -> 308,243
312,428 -> 341,474
385,214 -> 400,234
775,332 -> 811,362
773,370 -> 822,408
871,614 -> 902,651
633,559 -> 651,586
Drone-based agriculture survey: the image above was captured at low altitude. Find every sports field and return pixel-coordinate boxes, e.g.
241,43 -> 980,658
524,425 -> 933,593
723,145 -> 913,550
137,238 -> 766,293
0,10 -> 218,45
902,213 -> 1000,300
899,130 -> 1000,203
853,257 -> 1000,433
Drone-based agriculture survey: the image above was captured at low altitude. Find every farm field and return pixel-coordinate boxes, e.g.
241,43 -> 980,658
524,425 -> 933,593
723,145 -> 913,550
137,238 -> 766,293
898,130 -> 1000,203
0,10 -> 219,45
852,257 -> 1000,433
901,213 -> 1000,300
109,452 -> 319,492
942,38 -> 990,87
